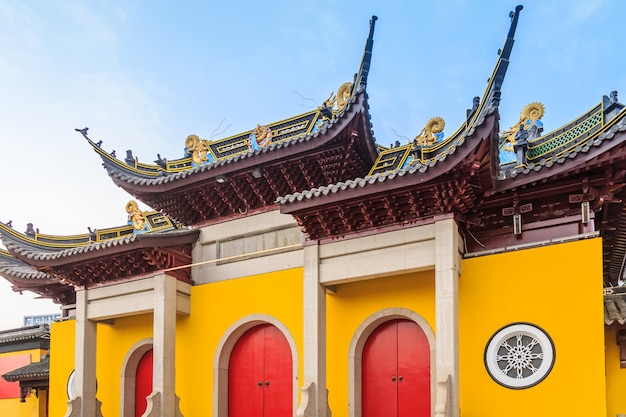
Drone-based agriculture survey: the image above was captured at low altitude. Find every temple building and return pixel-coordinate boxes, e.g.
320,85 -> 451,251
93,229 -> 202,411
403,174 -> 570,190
2,5 -> 626,417
0,325 -> 50,416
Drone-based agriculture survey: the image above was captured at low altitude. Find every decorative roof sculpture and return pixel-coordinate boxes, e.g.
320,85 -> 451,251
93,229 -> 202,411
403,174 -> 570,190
79,16 -> 380,226
279,6 -> 526,240
0,202 -> 199,298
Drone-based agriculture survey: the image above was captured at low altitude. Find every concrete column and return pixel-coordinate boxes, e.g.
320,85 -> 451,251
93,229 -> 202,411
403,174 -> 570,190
434,218 -> 460,417
152,273 -> 178,416
74,288 -> 98,416
299,243 -> 327,417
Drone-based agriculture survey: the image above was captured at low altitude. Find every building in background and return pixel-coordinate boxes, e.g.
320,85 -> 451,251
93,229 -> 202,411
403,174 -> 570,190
23,315 -> 62,328
1,5 -> 626,417
0,325 -> 50,417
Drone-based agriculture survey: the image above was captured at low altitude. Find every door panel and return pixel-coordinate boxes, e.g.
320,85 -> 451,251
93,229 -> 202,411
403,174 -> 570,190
262,325 -> 292,416
135,348 -> 153,417
228,324 -> 292,417
363,319 -> 430,417
229,326 -> 265,417
397,320 -> 430,417
363,320 -> 399,417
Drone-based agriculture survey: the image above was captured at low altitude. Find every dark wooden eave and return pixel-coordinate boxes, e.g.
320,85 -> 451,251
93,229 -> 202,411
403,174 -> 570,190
278,109 -> 499,240
85,16 -> 380,226
467,109 -> 626,286
276,5 -> 526,240
2,228 -> 199,287
0,248 -> 74,304
98,89 -> 377,226
278,107 -> 626,286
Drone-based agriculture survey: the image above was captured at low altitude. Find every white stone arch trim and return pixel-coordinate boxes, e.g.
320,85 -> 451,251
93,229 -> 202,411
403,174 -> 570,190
120,338 -> 154,417
348,308 -> 436,417
213,314 -> 299,417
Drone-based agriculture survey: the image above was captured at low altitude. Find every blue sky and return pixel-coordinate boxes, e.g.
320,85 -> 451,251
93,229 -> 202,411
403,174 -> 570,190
0,0 -> 622,328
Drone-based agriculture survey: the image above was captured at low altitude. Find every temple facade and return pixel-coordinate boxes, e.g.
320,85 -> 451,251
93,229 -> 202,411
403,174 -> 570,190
2,5 -> 626,417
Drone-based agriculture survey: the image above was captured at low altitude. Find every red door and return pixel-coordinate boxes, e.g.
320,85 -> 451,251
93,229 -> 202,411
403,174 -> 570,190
363,319 -> 430,417
135,348 -> 153,417
228,324 -> 292,417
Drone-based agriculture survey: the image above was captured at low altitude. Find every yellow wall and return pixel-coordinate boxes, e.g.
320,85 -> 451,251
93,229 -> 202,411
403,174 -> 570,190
459,238 -> 605,416
177,267 -> 304,416
326,271 -> 436,416
605,328 -> 626,415
48,267 -> 303,417
0,349 -> 46,417
49,320 -> 74,417
47,239 -> 606,417
49,314 -> 154,417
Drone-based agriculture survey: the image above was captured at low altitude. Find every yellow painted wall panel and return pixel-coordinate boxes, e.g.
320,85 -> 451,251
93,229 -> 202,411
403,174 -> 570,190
49,268 -> 303,417
49,320 -> 74,417
459,238 -> 605,416
605,328 -> 626,415
177,267 -> 304,416
326,271 -> 436,417
49,314 -> 153,417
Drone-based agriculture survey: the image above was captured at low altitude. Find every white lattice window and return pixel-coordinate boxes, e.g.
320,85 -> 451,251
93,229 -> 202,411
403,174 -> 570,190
484,323 -> 555,389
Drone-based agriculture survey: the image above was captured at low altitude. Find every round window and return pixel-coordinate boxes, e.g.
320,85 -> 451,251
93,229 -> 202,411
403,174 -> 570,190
484,322 -> 555,389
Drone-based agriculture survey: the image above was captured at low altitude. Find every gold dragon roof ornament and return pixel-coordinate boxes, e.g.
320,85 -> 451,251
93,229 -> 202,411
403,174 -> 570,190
126,200 -> 148,232
414,117 -> 445,146
184,134 -> 213,166
321,82 -> 353,120
248,124 -> 273,150
502,102 -> 545,145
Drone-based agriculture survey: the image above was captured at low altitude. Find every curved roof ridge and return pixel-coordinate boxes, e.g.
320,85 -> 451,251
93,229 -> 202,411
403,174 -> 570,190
368,7 -> 519,178
99,91 -> 364,187
276,105 -> 497,205
469,5 -> 523,127
0,249 -> 50,280
499,105 -> 626,181
0,325 -> 50,344
3,231 -> 138,261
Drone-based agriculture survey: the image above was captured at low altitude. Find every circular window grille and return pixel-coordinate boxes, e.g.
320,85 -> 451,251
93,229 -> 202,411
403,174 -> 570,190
484,323 -> 555,389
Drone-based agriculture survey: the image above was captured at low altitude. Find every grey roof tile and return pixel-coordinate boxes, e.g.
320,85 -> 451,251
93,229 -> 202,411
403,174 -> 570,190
605,294 -> 626,326
103,93 -> 359,186
0,252 -> 49,280
502,112 -> 626,179
276,104 -> 497,205
2,355 -> 49,381
0,325 -> 49,345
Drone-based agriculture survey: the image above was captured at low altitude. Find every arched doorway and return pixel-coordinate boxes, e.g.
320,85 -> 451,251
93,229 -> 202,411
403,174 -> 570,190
228,324 -> 292,417
120,339 -> 153,417
362,319 -> 430,417
135,348 -> 153,417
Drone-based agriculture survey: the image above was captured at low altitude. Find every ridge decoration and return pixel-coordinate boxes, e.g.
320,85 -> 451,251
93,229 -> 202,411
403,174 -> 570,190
184,134 -> 215,166
126,200 -> 149,233
415,117 -> 446,146
248,124 -> 273,150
